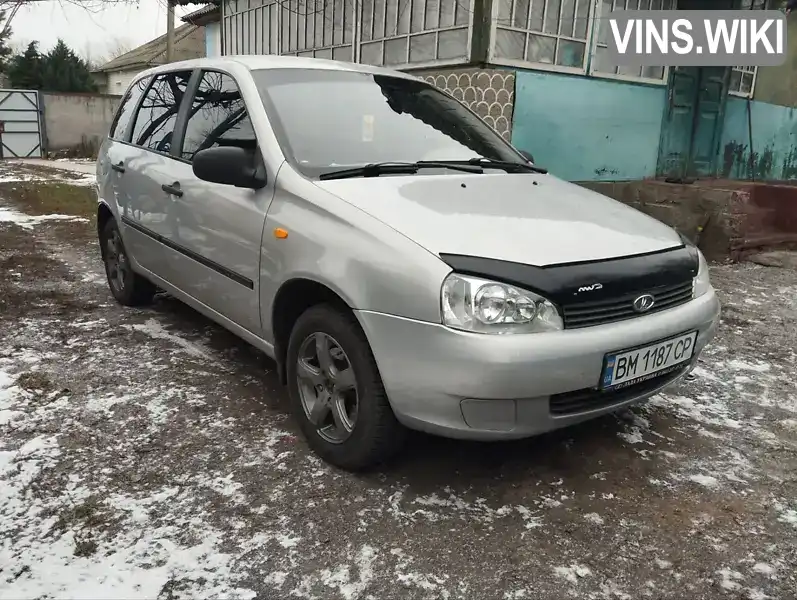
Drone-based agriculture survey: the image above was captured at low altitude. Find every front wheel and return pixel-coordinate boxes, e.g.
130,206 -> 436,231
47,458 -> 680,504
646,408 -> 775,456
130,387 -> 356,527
100,218 -> 155,306
286,304 -> 406,471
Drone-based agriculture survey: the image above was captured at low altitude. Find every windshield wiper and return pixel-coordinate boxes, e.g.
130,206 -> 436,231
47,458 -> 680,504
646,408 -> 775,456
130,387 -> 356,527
465,158 -> 548,174
318,161 -> 483,181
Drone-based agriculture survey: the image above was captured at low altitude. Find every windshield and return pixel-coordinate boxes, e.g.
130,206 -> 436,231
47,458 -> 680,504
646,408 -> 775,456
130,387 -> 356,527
250,68 -> 527,178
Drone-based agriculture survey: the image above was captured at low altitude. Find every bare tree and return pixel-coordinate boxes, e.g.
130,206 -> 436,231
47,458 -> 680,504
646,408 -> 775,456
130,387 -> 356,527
60,38 -> 122,70
80,40 -> 95,67
0,0 -> 140,13
102,37 -> 133,61
0,0 -> 142,38
7,37 -> 26,54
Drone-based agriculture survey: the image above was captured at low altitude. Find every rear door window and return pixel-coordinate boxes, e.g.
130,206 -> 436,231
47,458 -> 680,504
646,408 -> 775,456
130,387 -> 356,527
128,70 -> 192,154
109,77 -> 150,141
180,70 -> 257,162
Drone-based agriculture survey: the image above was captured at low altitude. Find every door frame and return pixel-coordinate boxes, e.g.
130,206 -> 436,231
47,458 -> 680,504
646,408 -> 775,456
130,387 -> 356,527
656,66 -> 731,180
688,66 -> 731,178
656,66 -> 695,180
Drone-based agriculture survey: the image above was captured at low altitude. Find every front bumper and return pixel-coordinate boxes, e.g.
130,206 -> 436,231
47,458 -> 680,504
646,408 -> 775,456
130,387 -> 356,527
355,289 -> 721,440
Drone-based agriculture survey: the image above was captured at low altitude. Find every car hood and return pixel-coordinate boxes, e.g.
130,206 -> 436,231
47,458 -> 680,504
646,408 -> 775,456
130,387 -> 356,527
313,173 -> 683,266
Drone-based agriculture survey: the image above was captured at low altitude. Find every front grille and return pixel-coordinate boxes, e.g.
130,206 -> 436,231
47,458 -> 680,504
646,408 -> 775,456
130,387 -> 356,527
549,365 -> 688,416
562,280 -> 694,329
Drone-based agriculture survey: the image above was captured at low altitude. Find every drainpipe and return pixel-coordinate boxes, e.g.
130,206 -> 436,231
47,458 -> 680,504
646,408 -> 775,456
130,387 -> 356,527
740,0 -> 761,180
166,0 -> 175,63
746,96 -> 755,181
584,0 -> 601,74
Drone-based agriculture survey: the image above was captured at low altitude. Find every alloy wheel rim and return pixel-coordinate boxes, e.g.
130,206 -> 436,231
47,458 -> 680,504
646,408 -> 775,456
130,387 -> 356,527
105,230 -> 127,293
296,332 -> 358,444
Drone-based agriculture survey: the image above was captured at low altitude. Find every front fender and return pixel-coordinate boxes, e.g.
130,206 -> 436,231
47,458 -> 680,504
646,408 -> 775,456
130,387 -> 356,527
259,170 -> 451,344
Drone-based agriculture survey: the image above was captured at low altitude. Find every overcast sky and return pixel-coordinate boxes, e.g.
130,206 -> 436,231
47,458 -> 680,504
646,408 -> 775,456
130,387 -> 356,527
9,0 -> 195,64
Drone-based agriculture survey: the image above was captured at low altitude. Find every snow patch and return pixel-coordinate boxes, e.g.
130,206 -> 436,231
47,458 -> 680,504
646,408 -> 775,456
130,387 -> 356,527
318,544 -> 377,600
264,571 -> 288,588
774,502 -> 797,528
689,474 -> 719,488
0,205 -> 88,230
716,568 -> 744,591
81,272 -> 106,285
0,333 -> 259,600
123,319 -> 210,359
727,360 -> 771,373
752,563 -> 774,576
583,512 -> 605,525
0,405 -> 254,599
618,426 -> 647,445
553,564 -> 592,584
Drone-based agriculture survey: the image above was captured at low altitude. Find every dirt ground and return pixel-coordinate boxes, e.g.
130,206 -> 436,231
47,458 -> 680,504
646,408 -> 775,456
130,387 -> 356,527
1,162 -> 796,600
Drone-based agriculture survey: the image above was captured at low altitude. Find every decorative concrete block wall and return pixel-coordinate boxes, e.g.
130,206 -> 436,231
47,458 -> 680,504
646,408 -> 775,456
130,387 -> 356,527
419,68 -> 516,141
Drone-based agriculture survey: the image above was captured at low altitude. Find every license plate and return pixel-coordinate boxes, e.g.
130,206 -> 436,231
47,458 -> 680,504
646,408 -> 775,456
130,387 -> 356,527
601,331 -> 697,390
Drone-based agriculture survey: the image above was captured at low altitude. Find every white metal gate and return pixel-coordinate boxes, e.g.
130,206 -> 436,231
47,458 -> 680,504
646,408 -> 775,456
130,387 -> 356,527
0,89 -> 43,158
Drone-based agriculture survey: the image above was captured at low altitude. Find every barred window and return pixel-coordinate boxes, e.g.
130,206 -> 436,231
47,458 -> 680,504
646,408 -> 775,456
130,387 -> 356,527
492,0 -> 591,71
590,0 -> 675,82
728,0 -> 767,97
359,0 -> 471,67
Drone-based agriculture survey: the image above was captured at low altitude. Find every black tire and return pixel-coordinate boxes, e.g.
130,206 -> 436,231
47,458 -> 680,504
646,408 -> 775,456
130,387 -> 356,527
286,304 -> 406,471
100,218 -> 156,307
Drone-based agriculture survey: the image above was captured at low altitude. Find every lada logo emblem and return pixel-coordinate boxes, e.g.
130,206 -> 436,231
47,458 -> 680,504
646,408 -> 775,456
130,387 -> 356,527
633,294 -> 655,312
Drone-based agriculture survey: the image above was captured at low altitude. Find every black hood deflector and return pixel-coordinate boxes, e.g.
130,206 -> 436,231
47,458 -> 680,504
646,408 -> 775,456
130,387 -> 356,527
440,244 -> 699,307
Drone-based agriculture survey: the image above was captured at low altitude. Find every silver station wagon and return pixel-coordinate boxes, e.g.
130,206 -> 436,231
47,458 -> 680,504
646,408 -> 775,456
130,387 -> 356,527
96,56 -> 721,471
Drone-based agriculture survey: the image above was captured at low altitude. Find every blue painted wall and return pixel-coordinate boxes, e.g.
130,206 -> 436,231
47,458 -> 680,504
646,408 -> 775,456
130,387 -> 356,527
206,22 -> 221,57
512,71 -> 666,182
719,97 -> 797,181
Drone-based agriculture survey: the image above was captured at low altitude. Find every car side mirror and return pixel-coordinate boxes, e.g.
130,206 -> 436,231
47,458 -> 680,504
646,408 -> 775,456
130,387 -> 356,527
193,146 -> 266,189
519,149 -> 535,163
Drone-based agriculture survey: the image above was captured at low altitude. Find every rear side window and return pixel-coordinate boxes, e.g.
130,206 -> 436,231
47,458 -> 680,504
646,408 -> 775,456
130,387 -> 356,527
129,70 -> 192,154
109,77 -> 150,140
180,71 -> 257,162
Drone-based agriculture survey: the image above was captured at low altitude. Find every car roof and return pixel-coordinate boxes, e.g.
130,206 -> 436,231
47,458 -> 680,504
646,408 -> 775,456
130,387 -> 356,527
136,55 -> 423,82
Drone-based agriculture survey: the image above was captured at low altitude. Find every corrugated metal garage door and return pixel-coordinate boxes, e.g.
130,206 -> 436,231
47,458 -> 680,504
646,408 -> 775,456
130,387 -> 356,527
0,89 -> 43,158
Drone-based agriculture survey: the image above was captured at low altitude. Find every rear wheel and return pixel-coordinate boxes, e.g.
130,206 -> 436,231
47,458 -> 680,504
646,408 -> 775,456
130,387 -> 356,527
286,304 -> 406,471
100,218 -> 155,306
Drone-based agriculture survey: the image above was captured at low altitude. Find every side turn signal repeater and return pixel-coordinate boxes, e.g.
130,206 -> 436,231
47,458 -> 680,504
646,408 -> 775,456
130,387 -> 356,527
274,228 -> 289,239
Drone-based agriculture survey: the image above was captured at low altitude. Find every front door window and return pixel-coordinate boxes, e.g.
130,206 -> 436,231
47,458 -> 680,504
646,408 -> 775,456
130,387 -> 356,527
180,70 -> 257,162
128,71 -> 192,154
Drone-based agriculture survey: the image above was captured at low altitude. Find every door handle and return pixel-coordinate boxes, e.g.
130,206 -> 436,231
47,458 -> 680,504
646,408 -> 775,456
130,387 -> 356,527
111,162 -> 125,173
161,182 -> 183,197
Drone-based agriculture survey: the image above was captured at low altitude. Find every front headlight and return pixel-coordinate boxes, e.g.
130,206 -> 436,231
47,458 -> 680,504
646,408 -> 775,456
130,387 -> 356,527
441,273 -> 563,334
693,249 -> 711,298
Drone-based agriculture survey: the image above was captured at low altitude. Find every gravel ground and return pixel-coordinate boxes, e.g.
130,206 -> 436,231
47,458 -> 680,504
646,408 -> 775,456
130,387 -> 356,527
1,163 -> 796,600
